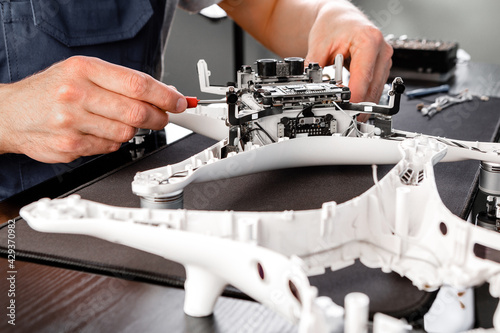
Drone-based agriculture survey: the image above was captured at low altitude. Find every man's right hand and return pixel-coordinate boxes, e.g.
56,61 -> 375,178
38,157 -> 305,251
0,56 -> 187,163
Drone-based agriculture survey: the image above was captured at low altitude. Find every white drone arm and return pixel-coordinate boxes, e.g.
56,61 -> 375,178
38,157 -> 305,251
131,134 -> 500,201
169,103 -> 228,141
20,195 -> 332,330
131,136 -> 401,198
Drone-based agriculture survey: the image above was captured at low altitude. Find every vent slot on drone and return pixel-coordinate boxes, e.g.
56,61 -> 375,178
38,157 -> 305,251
400,168 -> 425,186
474,243 -> 500,264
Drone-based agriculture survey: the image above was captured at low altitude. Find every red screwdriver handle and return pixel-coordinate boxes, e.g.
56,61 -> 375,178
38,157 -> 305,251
186,97 -> 199,108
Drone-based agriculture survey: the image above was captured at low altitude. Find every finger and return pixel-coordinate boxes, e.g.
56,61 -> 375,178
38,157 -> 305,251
305,41 -> 340,68
77,111 -> 138,143
56,133 -> 121,157
366,50 -> 392,102
24,134 -> 121,164
348,31 -> 393,103
77,57 -> 188,113
81,81 -> 170,130
305,48 -> 332,68
348,44 -> 379,103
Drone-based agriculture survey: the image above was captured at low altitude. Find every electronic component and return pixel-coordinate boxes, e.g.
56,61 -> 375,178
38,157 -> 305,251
194,57 -> 404,147
386,35 -> 458,82
475,195 -> 500,232
216,57 -> 405,149
475,161 -> 500,232
257,83 -> 350,108
278,114 -> 337,138
231,56 -> 397,118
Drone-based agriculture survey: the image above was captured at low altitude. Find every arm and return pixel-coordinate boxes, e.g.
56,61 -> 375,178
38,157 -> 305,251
0,56 -> 187,163
219,0 -> 393,104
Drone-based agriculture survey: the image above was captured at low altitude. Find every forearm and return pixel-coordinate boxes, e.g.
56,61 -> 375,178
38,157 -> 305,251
0,84 -> 19,155
219,0 -> 369,58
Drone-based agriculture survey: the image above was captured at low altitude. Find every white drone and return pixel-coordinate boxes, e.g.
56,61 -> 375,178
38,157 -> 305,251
21,57 -> 500,333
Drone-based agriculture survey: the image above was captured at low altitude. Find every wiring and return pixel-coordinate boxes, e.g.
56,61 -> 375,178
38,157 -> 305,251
254,123 -> 276,143
330,100 -> 369,137
293,103 -> 317,137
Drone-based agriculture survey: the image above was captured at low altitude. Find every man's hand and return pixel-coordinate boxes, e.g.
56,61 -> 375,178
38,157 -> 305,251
304,3 -> 393,104
0,56 -> 187,163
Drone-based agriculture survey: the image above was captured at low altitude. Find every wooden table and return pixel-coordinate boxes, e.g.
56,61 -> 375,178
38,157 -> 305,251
0,258 -> 294,332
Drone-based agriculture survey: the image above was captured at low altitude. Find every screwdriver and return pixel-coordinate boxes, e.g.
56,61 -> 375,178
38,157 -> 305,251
186,97 -> 226,108
405,84 -> 450,99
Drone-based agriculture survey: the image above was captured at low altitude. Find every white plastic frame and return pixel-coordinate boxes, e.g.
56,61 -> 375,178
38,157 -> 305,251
21,136 -> 500,332
20,59 -> 500,332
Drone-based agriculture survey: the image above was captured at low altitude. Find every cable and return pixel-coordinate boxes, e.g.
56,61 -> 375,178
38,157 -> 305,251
293,103 -> 318,137
372,164 -> 379,185
251,123 -> 276,143
294,110 -> 304,137
331,100 -> 365,137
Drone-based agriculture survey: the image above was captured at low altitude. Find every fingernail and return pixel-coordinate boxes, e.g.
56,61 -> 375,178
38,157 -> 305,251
176,97 -> 187,112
